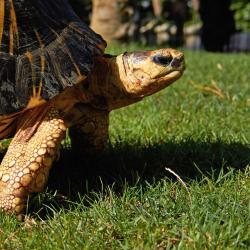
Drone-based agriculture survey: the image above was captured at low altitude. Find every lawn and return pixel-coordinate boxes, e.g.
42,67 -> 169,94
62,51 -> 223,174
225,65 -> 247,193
0,47 -> 249,249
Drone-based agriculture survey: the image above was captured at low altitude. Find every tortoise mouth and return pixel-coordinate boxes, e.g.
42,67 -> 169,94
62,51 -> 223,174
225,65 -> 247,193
151,61 -> 185,79
161,70 -> 183,80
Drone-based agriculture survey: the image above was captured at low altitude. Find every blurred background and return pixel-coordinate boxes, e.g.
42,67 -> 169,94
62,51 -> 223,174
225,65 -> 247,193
68,0 -> 250,52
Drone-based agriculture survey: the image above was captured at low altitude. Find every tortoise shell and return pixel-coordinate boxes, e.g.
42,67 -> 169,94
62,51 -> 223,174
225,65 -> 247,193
0,0 -> 106,116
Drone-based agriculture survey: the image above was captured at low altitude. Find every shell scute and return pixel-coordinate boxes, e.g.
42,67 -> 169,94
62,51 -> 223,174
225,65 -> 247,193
0,0 -> 106,117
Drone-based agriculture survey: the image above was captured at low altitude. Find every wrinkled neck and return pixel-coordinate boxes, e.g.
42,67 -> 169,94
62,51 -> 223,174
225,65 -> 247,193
86,55 -> 142,111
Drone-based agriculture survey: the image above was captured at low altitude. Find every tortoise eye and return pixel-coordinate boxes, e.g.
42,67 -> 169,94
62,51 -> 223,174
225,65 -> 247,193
152,55 -> 173,66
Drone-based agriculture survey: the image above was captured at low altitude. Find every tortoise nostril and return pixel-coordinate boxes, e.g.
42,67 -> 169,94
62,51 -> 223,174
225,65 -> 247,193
171,57 -> 183,68
152,55 -> 173,66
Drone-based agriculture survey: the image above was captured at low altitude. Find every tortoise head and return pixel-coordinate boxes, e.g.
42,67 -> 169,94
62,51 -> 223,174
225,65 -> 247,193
86,48 -> 185,110
118,48 -> 185,98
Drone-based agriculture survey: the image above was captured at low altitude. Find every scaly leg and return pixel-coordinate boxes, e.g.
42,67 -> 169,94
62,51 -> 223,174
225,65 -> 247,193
67,105 -> 109,154
0,106 -> 66,215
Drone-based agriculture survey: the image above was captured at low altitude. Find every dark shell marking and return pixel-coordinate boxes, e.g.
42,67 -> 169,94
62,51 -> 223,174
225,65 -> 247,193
0,0 -> 106,116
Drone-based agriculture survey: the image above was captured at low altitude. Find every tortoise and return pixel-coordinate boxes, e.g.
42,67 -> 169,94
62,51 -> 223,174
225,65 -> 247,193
0,0 -> 185,217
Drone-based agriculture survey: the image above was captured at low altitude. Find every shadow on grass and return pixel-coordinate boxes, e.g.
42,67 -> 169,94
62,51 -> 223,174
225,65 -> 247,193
0,139 -> 249,218
48,139 -> 249,196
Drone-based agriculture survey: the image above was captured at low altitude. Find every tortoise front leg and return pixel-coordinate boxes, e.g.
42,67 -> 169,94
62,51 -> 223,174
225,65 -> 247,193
68,107 -> 109,154
0,107 -> 66,216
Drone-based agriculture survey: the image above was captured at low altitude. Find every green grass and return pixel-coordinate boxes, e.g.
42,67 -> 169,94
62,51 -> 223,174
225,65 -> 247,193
0,48 -> 250,249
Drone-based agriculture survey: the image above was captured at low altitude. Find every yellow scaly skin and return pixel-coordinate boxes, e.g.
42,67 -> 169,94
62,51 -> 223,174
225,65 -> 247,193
0,107 -> 66,216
